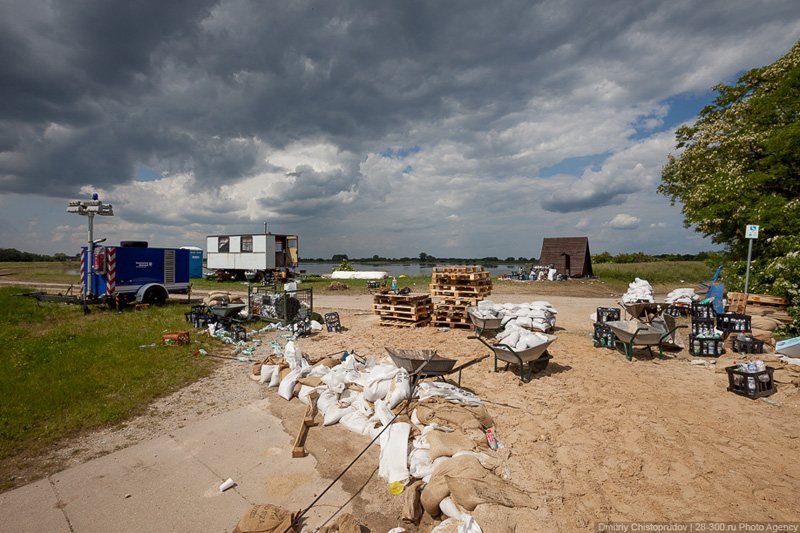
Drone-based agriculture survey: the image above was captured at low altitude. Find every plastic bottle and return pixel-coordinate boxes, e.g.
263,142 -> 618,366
747,376 -> 756,394
391,277 -> 398,291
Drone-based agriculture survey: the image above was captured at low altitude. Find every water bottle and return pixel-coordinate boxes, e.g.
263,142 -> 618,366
747,376 -> 756,394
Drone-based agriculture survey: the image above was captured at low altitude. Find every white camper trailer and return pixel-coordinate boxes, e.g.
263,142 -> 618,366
206,233 -> 298,281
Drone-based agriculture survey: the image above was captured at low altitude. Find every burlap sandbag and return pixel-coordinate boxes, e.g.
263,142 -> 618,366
402,480 -> 426,525
427,430 -> 477,460
445,473 -> 533,512
749,328 -> 774,344
316,357 -> 343,368
421,455 -> 488,516
317,512 -> 364,533
297,376 -> 323,387
233,504 -> 296,533
751,315 -> 781,331
415,397 -> 493,430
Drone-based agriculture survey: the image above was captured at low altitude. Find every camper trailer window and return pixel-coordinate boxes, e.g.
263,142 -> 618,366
218,236 -> 230,253
241,236 -> 253,252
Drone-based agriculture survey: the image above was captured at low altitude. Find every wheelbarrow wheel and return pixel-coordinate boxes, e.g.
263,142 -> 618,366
531,355 -> 550,373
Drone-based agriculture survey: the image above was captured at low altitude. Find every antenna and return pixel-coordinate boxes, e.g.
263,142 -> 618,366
264,221 -> 268,234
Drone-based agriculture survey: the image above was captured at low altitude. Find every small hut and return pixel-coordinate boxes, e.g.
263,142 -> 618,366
538,237 -> 593,277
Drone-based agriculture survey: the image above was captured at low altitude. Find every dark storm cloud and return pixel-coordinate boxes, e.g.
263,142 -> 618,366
1,0 -> 798,201
258,165 -> 359,217
540,181 -> 639,213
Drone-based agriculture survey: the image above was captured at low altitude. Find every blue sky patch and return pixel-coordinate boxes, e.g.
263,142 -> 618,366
135,165 -> 162,182
381,145 -> 421,159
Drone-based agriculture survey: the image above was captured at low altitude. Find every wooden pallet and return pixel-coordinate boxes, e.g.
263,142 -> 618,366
431,272 -> 491,283
727,291 -> 790,322
379,317 -> 432,328
373,293 -> 432,304
431,289 -> 492,299
432,265 -> 485,273
373,303 -> 433,313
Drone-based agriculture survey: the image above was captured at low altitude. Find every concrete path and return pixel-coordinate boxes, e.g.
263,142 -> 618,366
0,400 -> 350,533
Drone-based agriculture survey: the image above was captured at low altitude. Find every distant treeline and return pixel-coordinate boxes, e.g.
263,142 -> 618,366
303,251 -> 721,264
0,248 -> 74,262
591,251 -> 723,264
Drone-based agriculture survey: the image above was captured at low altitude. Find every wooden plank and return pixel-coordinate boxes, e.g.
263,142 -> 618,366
379,317 -> 432,328
291,392 -> 318,458
727,291 -> 788,306
372,303 -> 433,313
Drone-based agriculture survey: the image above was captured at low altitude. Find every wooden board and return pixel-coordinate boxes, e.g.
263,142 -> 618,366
432,265 -> 485,274
431,320 -> 473,329
292,392 -> 318,458
379,317 -> 432,328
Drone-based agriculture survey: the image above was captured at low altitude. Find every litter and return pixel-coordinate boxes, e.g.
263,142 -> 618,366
219,478 -> 236,492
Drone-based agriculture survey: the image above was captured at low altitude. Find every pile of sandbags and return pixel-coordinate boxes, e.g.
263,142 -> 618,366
665,287 -> 698,305
469,300 -> 556,332
251,340 -> 533,532
495,322 -> 551,352
204,291 -> 244,306
622,278 -> 654,304
750,315 -> 782,345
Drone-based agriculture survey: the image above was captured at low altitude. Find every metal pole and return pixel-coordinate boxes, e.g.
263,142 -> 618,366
743,238 -> 753,296
87,213 -> 94,298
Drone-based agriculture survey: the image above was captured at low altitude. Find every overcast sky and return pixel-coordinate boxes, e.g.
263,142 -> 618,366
1,1 -> 798,259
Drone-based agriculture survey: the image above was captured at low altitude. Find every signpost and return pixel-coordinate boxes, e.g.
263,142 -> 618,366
743,224 -> 759,297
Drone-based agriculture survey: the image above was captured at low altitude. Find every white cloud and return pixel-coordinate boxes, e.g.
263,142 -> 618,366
607,213 -> 640,230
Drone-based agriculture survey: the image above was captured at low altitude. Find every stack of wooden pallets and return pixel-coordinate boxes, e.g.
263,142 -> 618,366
373,293 -> 433,327
727,292 -> 791,324
430,266 -> 492,329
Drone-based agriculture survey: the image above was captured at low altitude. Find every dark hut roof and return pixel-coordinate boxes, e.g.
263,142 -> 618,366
538,236 -> 593,277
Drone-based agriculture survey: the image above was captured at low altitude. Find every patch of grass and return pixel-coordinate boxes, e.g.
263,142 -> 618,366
0,287 -> 217,461
593,261 -> 713,287
0,261 -> 82,284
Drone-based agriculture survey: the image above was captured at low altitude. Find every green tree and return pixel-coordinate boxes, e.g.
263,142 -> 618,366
659,41 -> 800,257
659,41 -> 800,332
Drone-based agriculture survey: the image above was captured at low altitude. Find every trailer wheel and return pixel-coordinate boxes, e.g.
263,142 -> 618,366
143,287 -> 168,306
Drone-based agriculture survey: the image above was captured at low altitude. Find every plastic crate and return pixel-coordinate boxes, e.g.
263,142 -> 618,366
665,304 -> 689,318
716,313 -> 751,333
731,336 -> 764,354
691,302 -> 716,320
592,322 -> 616,349
595,307 -> 621,324
690,318 -> 716,337
689,334 -> 725,356
725,366 -> 775,399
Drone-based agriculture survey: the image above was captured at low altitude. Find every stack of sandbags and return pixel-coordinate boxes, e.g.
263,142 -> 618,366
622,278 -> 654,304
750,315 -> 781,345
472,300 -> 557,332
203,291 -> 244,306
665,288 -> 698,305
495,322 -> 551,352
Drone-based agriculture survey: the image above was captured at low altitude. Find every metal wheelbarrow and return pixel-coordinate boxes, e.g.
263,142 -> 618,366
466,307 -> 505,337
604,319 -> 686,361
208,302 -> 247,318
385,347 -> 489,386
469,334 -> 557,382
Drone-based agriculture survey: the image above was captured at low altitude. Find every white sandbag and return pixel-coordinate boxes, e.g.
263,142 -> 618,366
409,447 -> 434,480
378,421 -> 411,484
513,316 -> 533,328
501,330 -> 520,347
477,300 -> 494,311
298,385 -> 321,406
415,382 -> 483,406
349,394 -> 374,418
321,369 -> 347,394
387,369 -> 411,408
339,410 -> 375,436
283,340 -> 306,370
364,364 -> 400,402
308,364 -> 331,378
310,320 -> 323,331
278,366 -> 311,401
374,399 -> 395,427
316,390 -> 338,415
259,364 -> 277,385
269,367 -> 281,388
323,405 -> 354,426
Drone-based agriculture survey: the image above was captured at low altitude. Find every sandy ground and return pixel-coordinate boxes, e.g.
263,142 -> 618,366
5,286 -> 800,531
